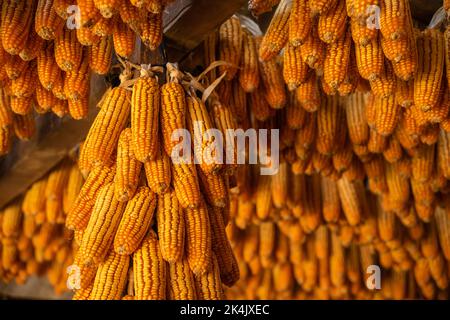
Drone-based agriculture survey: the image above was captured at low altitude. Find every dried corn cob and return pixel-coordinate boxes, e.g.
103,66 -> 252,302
157,190 -> 184,263
131,72 -> 160,162
300,24 -> 326,70
288,0 -> 311,47
144,145 -> 171,195
219,17 -> 243,80
79,183 -> 127,265
168,257 -> 197,300
114,187 -> 156,255
113,20 -> 136,58
79,86 -> 131,175
260,58 -> 287,109
239,31 -> 260,93
35,0 -> 64,40
141,12 -> 163,51
88,36 -> 113,75
54,27 -> 83,72
323,30 -> 352,90
318,0 -> 347,44
37,42 -> 64,92
283,43 -> 309,91
259,0 -> 292,61
160,81 -> 186,156
209,205 -> 240,286
1,0 -> 34,55
133,230 -> 167,300
355,37 -> 384,81
414,29 -> 445,112
114,128 -> 142,202
89,249 -> 129,300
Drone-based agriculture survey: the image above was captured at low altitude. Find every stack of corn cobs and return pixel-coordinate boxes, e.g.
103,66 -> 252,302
222,0 -> 450,300
0,0 -> 171,156
0,158 -> 82,295
1,0 -> 450,301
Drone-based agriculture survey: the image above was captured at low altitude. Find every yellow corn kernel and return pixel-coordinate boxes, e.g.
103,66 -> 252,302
355,36 -> 384,81
35,0 -> 64,40
288,0 -> 311,47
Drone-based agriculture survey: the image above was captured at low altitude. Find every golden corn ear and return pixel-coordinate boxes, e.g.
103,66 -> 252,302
323,30 -> 352,91
79,182 -> 126,265
133,230 -> 167,300
209,205 -> 240,287
157,190 -> 185,263
2,202 -> 22,238
260,58 -> 287,109
63,164 -> 85,214
219,16 -> 243,80
114,128 -> 142,202
54,27 -> 83,72
259,0 -> 292,61
172,159 -> 202,209
283,43 -> 309,91
35,0 -> 64,40
288,0 -> 311,47
239,31 -> 260,93
37,42 -> 64,92
300,24 -> 326,70
1,0 -> 34,55
114,186 -> 157,255
318,0 -> 347,44
131,74 -> 160,162
414,29 -> 445,112
198,170 -> 227,208
113,20 -> 136,58
186,96 -> 222,174
336,176 -> 363,226
88,36 -> 113,75
141,12 -> 163,51
185,201 -> 212,275
168,257 -> 198,300
94,0 -> 121,18
194,253 -> 225,300
144,145 -> 171,195
355,37 -> 384,81
79,86 -> 131,175
89,249 -> 129,300
160,81 -> 186,157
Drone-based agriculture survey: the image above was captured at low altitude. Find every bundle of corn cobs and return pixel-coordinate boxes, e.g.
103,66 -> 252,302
0,0 -> 174,156
0,158 -> 82,295
217,0 -> 450,300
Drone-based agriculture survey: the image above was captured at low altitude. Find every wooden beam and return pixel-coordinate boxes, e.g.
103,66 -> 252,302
0,0 -> 245,209
164,0 -> 247,61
